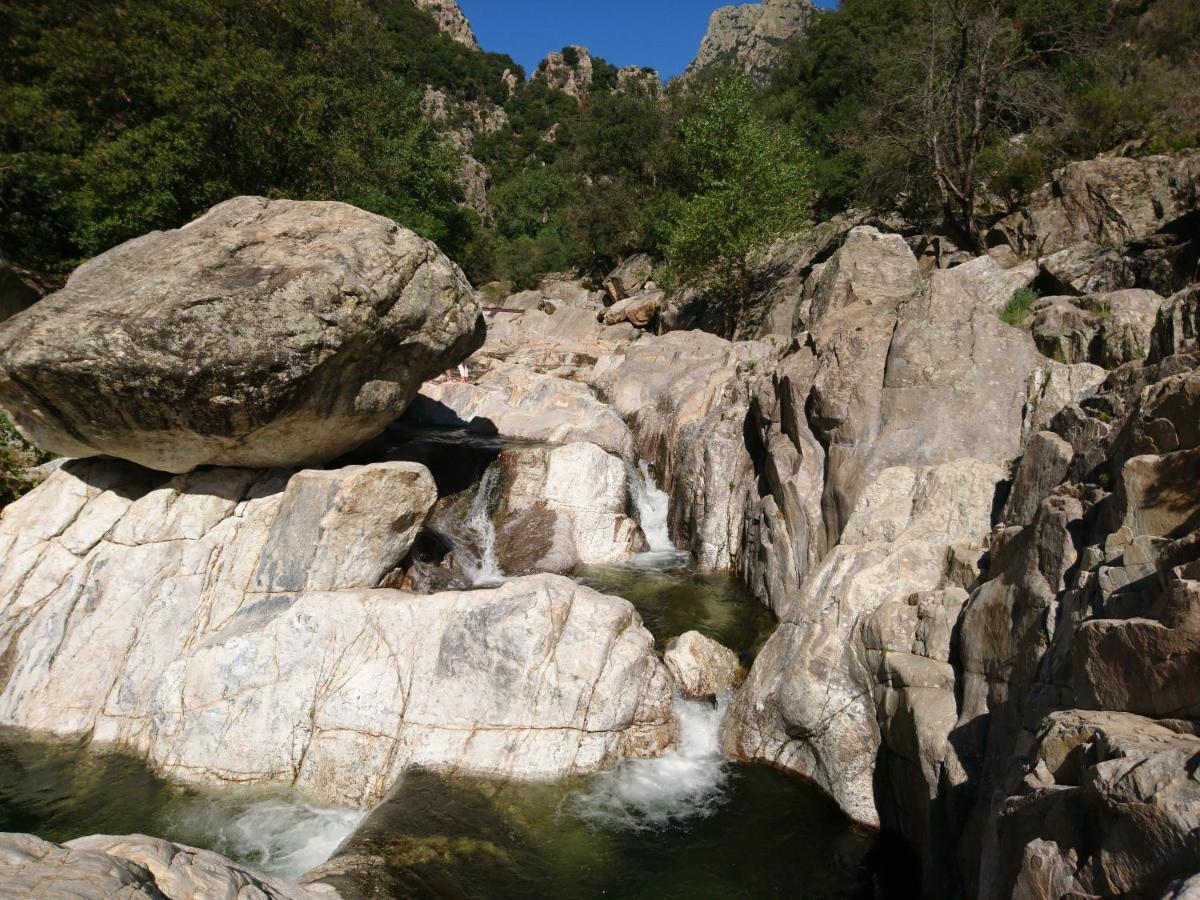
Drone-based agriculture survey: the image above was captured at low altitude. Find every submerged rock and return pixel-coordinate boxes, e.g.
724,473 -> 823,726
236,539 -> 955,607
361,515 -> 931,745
0,833 -> 335,899
0,460 -> 675,808
0,196 -> 483,473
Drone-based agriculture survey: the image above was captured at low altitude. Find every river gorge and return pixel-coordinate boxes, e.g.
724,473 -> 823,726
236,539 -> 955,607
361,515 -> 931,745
0,97 -> 1197,900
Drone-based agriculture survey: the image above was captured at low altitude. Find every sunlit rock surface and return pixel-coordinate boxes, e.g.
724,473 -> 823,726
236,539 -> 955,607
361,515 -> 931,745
0,460 -> 676,808
0,197 -> 483,473
0,833 -> 338,900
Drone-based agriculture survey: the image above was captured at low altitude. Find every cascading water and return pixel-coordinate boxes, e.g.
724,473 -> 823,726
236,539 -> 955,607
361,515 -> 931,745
562,694 -> 730,831
463,464 -> 506,587
627,459 -> 690,570
168,796 -> 363,879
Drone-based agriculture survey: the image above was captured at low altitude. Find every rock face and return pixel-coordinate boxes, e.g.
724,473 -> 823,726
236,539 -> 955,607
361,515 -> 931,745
0,833 -> 335,900
1031,289 -> 1165,368
408,362 -> 636,458
990,151 -> 1200,258
0,460 -> 676,808
491,442 -> 647,573
479,286 -> 638,380
0,197 -> 484,473
413,0 -> 477,49
533,46 -> 593,99
603,254 -> 655,303
685,0 -> 817,83
721,228 -> 1095,834
664,631 -> 744,698
593,330 -> 774,569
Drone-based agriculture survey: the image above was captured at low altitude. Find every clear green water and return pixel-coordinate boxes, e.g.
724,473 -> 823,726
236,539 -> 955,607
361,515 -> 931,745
0,729 -> 362,878
319,764 -> 886,899
575,553 -> 777,662
0,559 -> 915,897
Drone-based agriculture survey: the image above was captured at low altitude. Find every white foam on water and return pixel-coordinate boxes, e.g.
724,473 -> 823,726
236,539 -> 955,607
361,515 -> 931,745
463,464 -> 506,587
169,796 -> 363,880
629,459 -> 676,554
563,695 -> 730,832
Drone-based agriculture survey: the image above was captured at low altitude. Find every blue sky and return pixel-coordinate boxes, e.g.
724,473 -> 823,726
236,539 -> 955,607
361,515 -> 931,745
457,1 -> 838,81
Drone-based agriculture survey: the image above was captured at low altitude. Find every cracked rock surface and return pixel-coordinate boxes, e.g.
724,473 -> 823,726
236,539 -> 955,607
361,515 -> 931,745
0,196 -> 484,473
0,459 -> 675,809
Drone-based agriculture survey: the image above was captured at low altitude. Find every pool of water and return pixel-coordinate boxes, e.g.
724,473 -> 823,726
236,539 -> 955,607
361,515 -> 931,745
313,697 -> 888,900
0,729 -> 361,879
575,553 -> 777,662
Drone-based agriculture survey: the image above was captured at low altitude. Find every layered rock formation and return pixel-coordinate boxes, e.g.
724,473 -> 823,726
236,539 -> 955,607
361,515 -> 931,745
0,197 -> 484,473
0,459 -> 676,808
685,0 -> 817,84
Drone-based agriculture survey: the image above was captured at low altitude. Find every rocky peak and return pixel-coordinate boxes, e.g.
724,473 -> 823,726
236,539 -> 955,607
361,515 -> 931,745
617,66 -> 663,96
533,45 -> 594,100
412,0 -> 478,49
685,0 -> 817,84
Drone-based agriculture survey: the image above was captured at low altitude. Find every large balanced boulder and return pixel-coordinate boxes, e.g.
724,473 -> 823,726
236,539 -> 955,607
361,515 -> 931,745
0,197 -> 484,473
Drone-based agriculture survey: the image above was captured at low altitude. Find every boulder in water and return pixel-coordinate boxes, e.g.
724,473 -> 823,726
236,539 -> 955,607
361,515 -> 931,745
664,631 -> 744,699
0,196 -> 484,473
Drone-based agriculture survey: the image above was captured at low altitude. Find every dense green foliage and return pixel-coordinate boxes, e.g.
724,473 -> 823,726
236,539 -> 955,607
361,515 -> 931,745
0,0 -> 468,277
663,76 -> 813,329
4,0 -> 1195,303
763,0 -> 1200,241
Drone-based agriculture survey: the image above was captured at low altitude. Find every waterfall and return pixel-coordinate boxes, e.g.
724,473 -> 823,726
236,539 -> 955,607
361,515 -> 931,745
464,465 -> 505,587
562,694 -> 730,831
167,795 -> 363,880
629,459 -> 675,553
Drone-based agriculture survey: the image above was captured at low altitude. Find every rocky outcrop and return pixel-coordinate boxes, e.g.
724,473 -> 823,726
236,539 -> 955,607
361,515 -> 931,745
0,197 -> 483,473
408,362 -> 636,458
989,712 -> 1200,899
593,330 -> 773,568
602,288 -> 662,329
603,254 -> 654,304
490,442 -> 647,573
0,459 -> 676,808
477,283 -> 638,379
1031,289 -> 1165,368
722,228 -> 1097,833
533,46 -> 593,100
413,0 -> 477,49
0,833 -> 336,899
990,151 -> 1200,258
664,631 -> 744,698
616,66 -> 662,96
684,0 -> 817,84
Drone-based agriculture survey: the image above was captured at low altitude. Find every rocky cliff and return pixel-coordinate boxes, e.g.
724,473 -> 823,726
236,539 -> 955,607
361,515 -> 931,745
412,0 -> 477,49
685,0 -> 817,84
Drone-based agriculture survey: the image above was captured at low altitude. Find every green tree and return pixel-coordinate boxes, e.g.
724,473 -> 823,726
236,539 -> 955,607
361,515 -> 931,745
0,0 -> 467,278
663,75 -> 814,335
